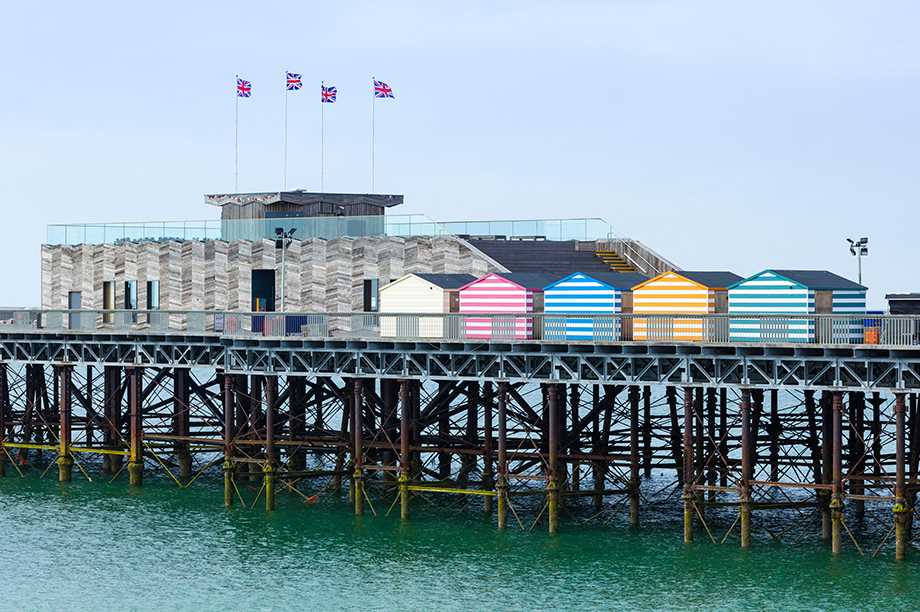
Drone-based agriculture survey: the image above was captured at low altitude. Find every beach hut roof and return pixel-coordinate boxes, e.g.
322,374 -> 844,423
543,271 -> 650,291
460,272 -> 559,291
633,270 -> 742,291
414,274 -> 478,289
729,270 -> 866,291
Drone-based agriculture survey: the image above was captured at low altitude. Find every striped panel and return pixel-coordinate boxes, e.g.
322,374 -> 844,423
544,273 -> 620,340
729,273 -> 812,342
460,275 -> 535,339
833,290 -> 867,343
633,273 -> 712,341
380,276 -> 448,338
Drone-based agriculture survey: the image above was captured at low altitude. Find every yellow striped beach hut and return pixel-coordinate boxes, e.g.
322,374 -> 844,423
632,271 -> 742,341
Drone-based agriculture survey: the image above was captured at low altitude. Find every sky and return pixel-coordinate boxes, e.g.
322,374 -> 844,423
2,1 -> 918,309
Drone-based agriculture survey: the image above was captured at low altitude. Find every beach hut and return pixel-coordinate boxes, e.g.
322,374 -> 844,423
729,270 -> 867,343
458,273 -> 558,339
379,273 -> 476,338
632,271 -> 742,341
542,272 -> 649,340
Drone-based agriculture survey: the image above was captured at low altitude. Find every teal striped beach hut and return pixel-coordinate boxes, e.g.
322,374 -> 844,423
729,270 -> 867,343
543,272 -> 648,340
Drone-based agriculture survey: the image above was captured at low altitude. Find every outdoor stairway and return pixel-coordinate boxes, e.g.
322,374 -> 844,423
595,250 -> 636,273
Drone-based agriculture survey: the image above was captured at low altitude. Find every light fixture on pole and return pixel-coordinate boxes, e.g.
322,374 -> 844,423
846,237 -> 868,285
275,227 -> 297,312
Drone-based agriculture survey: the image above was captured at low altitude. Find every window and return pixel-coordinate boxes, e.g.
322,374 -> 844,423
124,281 -> 138,310
363,279 -> 379,312
147,280 -> 160,310
103,281 -> 115,323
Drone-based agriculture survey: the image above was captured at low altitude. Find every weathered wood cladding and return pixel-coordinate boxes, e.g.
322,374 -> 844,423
41,235 -> 504,313
213,192 -> 401,221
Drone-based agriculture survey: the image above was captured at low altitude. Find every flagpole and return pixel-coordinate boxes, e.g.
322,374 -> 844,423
235,74 -> 239,192
372,77 -> 375,195
321,81 -> 324,193
284,71 -> 288,191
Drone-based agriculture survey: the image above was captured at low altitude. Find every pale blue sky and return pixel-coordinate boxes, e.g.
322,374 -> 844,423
2,1 -> 918,308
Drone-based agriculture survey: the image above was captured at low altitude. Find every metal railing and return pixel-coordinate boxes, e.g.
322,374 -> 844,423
0,310 -> 916,347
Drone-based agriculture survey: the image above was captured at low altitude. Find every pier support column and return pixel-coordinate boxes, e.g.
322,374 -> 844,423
127,367 -> 144,487
354,379 -> 365,516
57,366 -> 74,482
629,386 -> 640,526
831,391 -> 844,554
740,389 -> 753,548
497,382 -> 509,530
223,374 -> 234,507
547,384 -> 560,534
483,382 -> 494,513
174,368 -> 192,479
682,387 -> 694,543
821,391 -> 832,540
0,362 -> 7,478
399,380 -> 411,520
264,376 -> 277,511
894,392 -> 908,561
103,366 -> 122,474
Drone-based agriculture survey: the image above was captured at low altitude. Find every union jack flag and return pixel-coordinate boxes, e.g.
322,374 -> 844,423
322,85 -> 337,103
286,72 -> 302,91
237,78 -> 251,98
374,80 -> 393,99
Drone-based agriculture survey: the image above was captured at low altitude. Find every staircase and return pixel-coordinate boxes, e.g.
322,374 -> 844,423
596,250 -> 636,273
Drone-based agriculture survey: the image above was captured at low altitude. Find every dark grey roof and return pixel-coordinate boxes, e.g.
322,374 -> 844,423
494,273 -> 561,290
770,270 -> 866,290
468,240 -> 621,276
566,271 -> 650,289
679,271 -> 743,288
205,191 -> 403,207
414,274 -> 477,289
885,293 -> 920,300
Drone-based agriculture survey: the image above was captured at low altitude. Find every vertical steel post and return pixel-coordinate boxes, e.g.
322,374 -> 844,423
354,379 -> 364,516
57,365 -> 73,482
174,368 -> 192,478
483,381 -> 494,513
0,362 -> 7,478
497,382 -> 509,530
223,374 -> 234,507
852,392 -> 865,518
895,392 -> 908,561
264,375 -> 277,511
682,387 -> 694,543
629,385 -> 640,526
821,391 -> 832,539
831,391 -> 844,554
740,389 -> 753,548
707,388 -> 716,501
719,388 -> 728,488
127,367 -> 144,486
643,386 -> 652,479
548,384 -> 560,534
399,379 -> 411,519
694,387 -> 705,514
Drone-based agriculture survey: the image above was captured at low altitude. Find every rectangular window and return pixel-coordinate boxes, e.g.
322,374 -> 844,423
103,281 -> 115,323
363,279 -> 379,312
124,281 -> 138,310
147,280 -> 160,310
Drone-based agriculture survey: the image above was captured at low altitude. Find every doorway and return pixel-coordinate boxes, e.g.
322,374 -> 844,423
68,291 -> 81,330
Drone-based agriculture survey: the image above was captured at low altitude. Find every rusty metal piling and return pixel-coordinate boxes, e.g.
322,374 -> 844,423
127,367 -> 144,487
57,365 -> 73,482
264,375 -> 277,511
354,379 -> 365,516
831,391 -> 844,554
399,379 -> 410,520
497,382 -> 509,530
629,386 -> 640,526
548,384 -> 560,534
894,392 -> 908,560
740,389 -> 753,548
682,387 -> 694,543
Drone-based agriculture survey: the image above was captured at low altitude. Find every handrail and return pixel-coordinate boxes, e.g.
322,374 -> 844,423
0,310 -> 910,348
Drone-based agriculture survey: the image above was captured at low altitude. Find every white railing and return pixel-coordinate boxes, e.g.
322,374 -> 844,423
0,310 -> 914,347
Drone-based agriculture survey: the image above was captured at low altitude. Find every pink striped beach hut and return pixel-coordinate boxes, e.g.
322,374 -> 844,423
458,273 -> 558,339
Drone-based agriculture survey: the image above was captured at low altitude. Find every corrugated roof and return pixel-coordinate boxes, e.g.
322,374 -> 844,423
679,271 -> 744,289
414,274 -> 478,289
769,270 -> 866,290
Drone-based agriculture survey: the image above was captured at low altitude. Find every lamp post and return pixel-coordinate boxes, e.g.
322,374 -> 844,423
275,227 -> 297,312
846,237 -> 868,285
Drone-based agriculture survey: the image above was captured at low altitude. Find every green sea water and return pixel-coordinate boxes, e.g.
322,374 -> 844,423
1,472 -> 918,612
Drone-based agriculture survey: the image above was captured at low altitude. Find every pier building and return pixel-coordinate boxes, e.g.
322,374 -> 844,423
4,189 -> 918,563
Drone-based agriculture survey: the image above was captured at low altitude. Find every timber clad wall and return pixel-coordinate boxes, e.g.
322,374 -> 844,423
543,273 -> 621,340
42,236 -> 503,314
632,272 -> 713,341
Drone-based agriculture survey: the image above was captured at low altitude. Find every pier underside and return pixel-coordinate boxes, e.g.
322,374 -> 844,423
1,359 -> 917,559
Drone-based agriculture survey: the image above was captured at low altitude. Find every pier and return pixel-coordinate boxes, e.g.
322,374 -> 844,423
1,309 -> 919,559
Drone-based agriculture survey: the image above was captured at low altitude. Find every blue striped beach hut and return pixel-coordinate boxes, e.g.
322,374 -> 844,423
729,270 -> 867,343
542,272 -> 648,340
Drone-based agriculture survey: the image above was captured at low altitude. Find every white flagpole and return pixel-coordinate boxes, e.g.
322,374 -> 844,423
235,74 -> 239,192
372,78 -> 375,195
284,71 -> 288,191
321,81 -> 324,193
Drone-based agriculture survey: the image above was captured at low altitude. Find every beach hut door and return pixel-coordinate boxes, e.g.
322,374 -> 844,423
620,292 -> 634,340
714,291 -> 728,314
815,290 -> 833,342
449,291 -> 460,313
